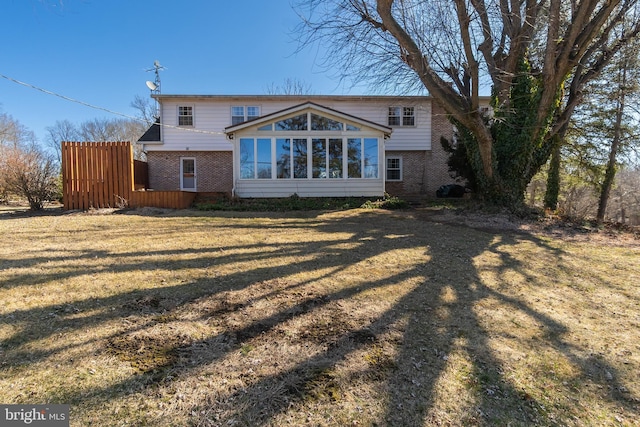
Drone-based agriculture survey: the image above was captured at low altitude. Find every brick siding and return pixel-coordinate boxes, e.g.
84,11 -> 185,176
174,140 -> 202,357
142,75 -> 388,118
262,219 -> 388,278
385,103 -> 459,198
425,102 -> 461,195
146,151 -> 233,193
385,150 -> 427,196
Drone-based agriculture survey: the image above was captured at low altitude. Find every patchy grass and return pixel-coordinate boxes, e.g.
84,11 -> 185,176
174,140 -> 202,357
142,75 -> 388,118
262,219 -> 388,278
0,207 -> 639,426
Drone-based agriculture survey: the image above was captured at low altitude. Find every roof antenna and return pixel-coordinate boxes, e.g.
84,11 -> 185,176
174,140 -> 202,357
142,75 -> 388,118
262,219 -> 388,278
145,60 -> 166,94
145,60 -> 166,119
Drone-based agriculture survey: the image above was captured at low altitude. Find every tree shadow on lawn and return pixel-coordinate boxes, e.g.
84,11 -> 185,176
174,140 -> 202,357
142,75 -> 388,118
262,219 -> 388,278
1,211 -> 637,425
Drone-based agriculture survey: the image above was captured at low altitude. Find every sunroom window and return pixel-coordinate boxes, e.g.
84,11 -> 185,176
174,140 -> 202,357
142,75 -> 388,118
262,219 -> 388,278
275,138 -> 307,178
311,113 -> 343,131
275,114 -> 308,131
240,138 -> 272,179
239,137 -> 378,180
236,110 -> 381,181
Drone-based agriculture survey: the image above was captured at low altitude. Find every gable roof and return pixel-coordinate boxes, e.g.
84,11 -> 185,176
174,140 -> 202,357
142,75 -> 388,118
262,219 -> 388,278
137,118 -> 161,142
224,102 -> 392,138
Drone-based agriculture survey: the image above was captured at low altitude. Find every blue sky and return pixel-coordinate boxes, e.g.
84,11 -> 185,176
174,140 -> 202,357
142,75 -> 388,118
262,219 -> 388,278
0,0 -> 365,143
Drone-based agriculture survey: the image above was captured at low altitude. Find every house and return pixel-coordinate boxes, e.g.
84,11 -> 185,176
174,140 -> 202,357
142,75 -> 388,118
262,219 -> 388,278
137,95 -> 457,199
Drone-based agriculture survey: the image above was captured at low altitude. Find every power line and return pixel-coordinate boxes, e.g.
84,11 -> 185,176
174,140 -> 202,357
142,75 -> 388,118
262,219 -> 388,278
0,72 -> 226,136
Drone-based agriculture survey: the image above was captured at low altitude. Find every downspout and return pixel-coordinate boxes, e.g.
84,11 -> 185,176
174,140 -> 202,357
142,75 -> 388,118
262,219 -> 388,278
226,132 -> 236,197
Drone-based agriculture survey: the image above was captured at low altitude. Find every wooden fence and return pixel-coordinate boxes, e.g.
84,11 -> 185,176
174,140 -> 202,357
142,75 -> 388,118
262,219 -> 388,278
130,191 -> 197,209
62,141 -> 134,210
61,141 -> 195,210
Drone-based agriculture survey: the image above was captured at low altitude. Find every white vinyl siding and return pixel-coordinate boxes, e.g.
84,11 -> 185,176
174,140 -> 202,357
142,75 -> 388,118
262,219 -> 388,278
234,179 -> 383,198
149,97 -> 432,153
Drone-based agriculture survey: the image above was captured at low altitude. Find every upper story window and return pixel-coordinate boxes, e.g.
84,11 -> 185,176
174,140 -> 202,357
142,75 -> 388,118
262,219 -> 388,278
232,106 -> 260,125
178,106 -> 194,126
388,106 -> 415,127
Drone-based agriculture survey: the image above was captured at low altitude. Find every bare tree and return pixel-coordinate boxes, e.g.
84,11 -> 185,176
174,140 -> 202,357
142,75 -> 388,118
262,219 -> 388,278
1,113 -> 39,203
1,112 -> 36,150
296,0 -> 640,209
611,166 -> 640,223
265,78 -> 313,95
0,143 -> 58,210
130,94 -> 158,126
77,117 -> 147,159
0,115 -> 58,210
45,119 -> 80,164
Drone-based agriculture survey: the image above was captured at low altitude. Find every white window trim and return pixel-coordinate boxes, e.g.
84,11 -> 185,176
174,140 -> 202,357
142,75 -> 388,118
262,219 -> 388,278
231,105 -> 261,125
180,157 -> 197,191
388,106 -> 416,127
386,156 -> 403,181
177,105 -> 195,127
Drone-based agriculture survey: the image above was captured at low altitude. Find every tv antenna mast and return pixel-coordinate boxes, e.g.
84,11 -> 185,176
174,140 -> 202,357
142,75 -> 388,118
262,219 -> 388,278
145,60 -> 166,119
145,60 -> 166,94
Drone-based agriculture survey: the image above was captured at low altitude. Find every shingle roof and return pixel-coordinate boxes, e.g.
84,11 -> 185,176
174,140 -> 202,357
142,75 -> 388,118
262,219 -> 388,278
137,118 -> 161,142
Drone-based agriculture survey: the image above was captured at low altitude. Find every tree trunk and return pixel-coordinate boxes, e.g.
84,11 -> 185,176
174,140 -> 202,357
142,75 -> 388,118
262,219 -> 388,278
596,64 -> 627,224
597,141 -> 621,223
544,137 -> 561,211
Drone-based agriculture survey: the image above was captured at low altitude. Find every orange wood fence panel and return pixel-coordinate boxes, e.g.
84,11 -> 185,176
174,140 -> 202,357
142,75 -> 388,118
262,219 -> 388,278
130,191 -> 196,210
62,142 -> 195,210
61,141 -> 134,210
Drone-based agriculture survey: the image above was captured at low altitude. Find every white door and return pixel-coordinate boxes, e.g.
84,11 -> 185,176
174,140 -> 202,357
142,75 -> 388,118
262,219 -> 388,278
181,157 -> 196,191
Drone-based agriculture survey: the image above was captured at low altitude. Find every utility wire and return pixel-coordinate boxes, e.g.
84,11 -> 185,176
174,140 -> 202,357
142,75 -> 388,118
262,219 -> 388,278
0,72 -> 227,136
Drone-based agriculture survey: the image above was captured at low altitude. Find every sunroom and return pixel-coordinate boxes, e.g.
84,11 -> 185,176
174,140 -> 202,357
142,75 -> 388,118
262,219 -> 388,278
225,102 -> 392,198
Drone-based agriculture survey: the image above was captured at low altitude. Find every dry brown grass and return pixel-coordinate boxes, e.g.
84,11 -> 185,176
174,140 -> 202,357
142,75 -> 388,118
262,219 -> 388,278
0,206 -> 639,426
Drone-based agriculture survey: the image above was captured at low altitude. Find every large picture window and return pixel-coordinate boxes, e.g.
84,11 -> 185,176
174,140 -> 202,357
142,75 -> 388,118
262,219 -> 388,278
312,138 -> 342,178
274,138 -> 308,179
347,138 -> 362,178
240,136 -> 379,180
240,138 -> 272,179
364,138 -> 379,178
276,138 -> 291,179
312,138 -> 326,178
347,138 -> 378,179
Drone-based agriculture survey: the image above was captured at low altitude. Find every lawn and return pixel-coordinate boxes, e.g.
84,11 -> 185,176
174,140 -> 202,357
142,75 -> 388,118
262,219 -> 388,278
0,206 -> 638,426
